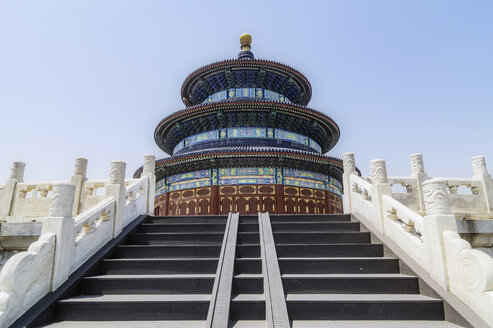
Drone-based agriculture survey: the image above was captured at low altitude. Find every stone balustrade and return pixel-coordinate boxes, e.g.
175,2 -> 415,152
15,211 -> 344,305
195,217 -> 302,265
360,153 -> 493,218
344,153 -> 493,325
0,155 -> 156,327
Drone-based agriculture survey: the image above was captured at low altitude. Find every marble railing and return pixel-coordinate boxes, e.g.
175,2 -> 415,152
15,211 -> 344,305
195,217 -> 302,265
0,155 -> 156,327
388,176 -> 420,212
72,197 -> 116,273
344,153 -> 493,325
123,177 -> 149,228
363,154 -> 493,219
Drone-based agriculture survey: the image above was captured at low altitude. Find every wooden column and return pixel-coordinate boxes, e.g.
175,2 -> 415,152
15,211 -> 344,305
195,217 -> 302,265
163,192 -> 170,216
211,185 -> 219,215
275,185 -> 284,214
325,190 -> 331,214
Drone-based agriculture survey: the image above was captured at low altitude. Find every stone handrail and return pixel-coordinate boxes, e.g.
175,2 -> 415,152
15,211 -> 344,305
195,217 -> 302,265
349,175 -> 373,222
72,197 -> 116,273
10,181 -> 59,217
388,177 -> 420,211
0,155 -> 156,327
380,154 -> 493,217
439,178 -> 485,214
343,152 -> 493,325
382,194 -> 427,268
81,179 -> 107,212
123,177 -> 148,228
387,176 -> 488,215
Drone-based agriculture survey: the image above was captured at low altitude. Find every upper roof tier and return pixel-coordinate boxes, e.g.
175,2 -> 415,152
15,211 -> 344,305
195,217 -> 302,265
181,34 -> 312,107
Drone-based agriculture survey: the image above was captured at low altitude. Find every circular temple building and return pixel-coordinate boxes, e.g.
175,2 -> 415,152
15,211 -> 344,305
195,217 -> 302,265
134,34 -> 344,216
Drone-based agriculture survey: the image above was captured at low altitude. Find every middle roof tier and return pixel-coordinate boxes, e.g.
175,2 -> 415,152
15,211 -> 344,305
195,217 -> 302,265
155,98 -> 340,155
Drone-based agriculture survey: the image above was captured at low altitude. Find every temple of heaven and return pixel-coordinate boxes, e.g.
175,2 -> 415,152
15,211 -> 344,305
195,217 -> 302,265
134,34 -> 344,216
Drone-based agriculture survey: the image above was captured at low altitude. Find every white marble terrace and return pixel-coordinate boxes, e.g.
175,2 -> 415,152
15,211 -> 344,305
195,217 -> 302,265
0,155 -> 156,327
343,153 -> 493,326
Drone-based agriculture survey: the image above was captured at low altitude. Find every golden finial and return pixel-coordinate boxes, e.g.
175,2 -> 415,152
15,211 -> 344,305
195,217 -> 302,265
240,33 -> 252,51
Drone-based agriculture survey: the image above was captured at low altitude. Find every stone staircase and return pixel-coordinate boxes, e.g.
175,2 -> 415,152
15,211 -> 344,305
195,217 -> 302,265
57,215 -> 226,322
270,214 -> 450,325
27,214 -> 463,327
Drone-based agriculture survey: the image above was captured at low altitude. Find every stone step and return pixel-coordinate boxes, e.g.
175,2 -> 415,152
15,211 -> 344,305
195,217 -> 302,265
276,243 -> 383,257
236,244 -> 260,258
100,258 -> 218,274
278,257 -> 400,274
290,321 -> 462,328
146,216 -> 227,224
80,274 -> 215,294
237,222 -> 259,232
128,232 -> 224,245
138,223 -> 226,233
269,214 -> 352,222
237,215 -> 259,223
286,294 -> 444,320
282,273 -> 419,294
237,232 -> 260,244
233,274 -> 264,294
33,321 -> 208,328
271,219 -> 353,224
230,294 -> 265,320
230,321 -> 462,328
56,294 -> 211,321
271,222 -> 361,232
40,320 -> 463,328
115,244 -> 222,258
115,244 -> 259,258
273,232 -> 371,244
235,258 -> 262,274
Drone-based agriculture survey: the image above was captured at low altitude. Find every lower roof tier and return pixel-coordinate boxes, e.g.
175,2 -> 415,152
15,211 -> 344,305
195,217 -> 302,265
154,98 -> 340,155
134,145 -> 345,185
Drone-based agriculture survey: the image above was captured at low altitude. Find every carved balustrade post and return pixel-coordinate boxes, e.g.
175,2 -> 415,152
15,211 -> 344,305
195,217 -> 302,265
70,158 -> 88,216
472,156 -> 493,212
142,154 -> 156,215
410,153 -> 428,213
0,161 -> 25,217
421,179 -> 457,289
106,161 -> 126,237
342,153 -> 357,214
369,159 -> 392,234
41,182 -> 76,290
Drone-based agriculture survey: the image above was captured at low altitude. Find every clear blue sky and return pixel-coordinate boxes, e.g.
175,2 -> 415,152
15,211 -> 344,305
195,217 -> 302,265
1,0 -> 492,182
